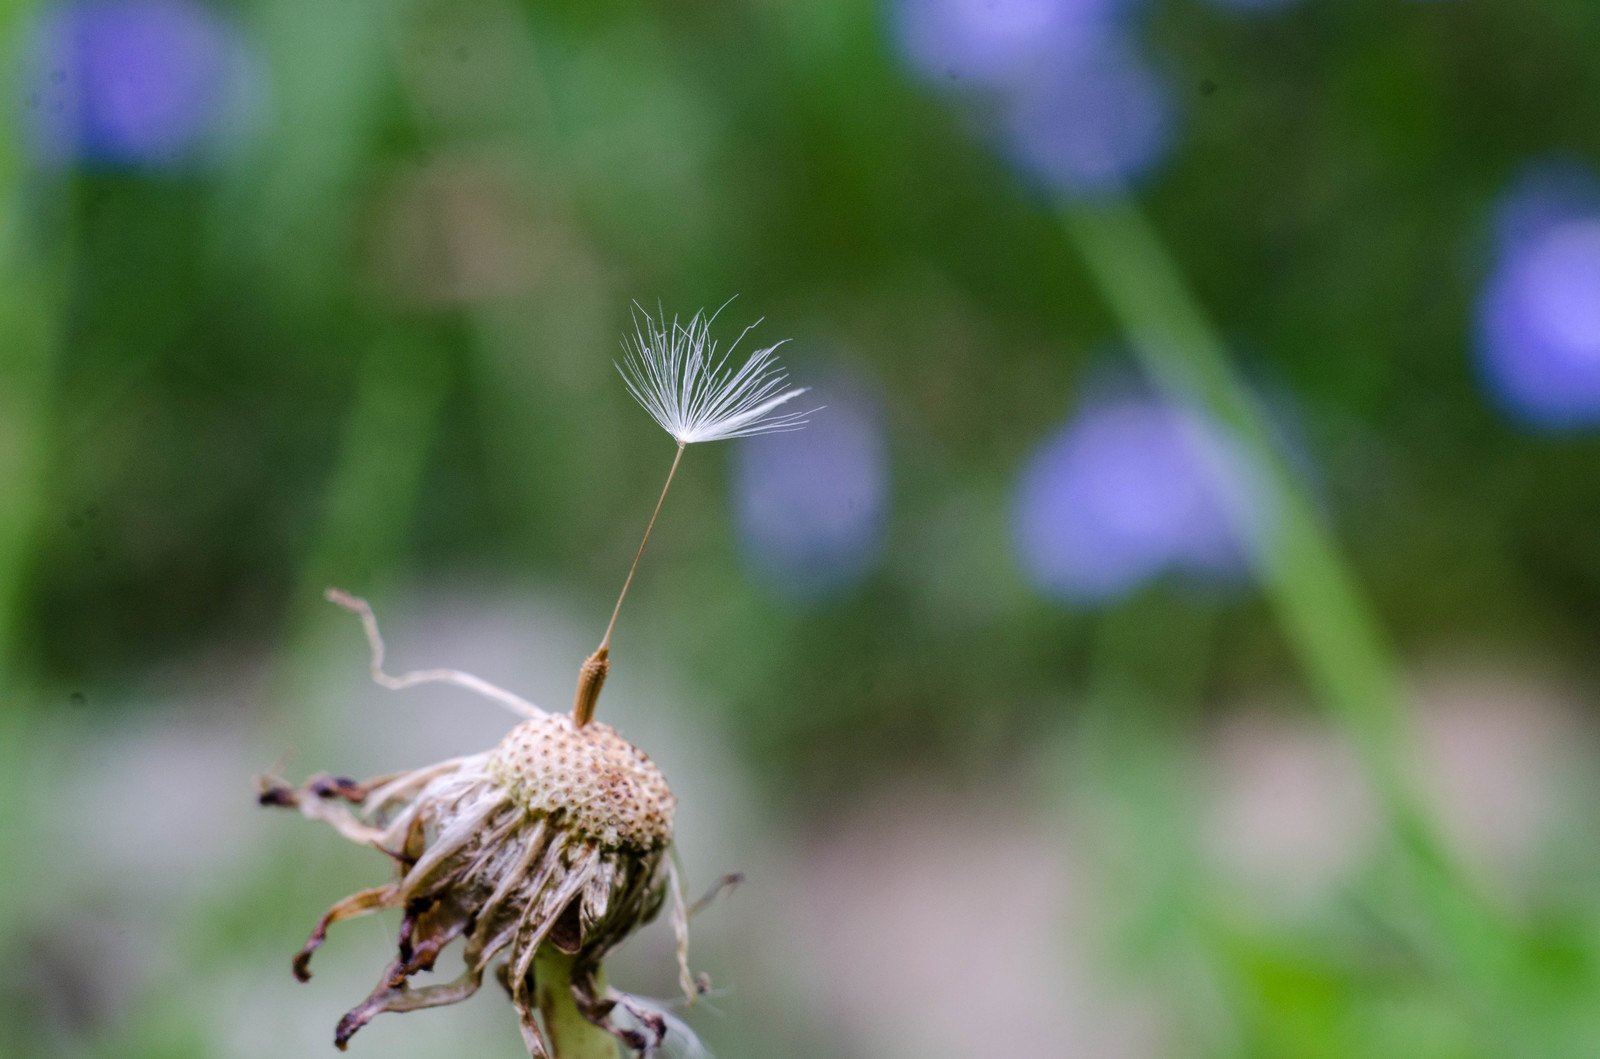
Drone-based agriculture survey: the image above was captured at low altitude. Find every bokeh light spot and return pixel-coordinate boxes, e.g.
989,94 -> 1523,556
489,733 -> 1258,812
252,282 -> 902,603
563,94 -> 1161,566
1002,41 -> 1174,197
894,0 -> 1127,88
1476,164 -> 1600,429
1012,395 -> 1256,604
23,0 -> 264,172
734,381 -> 889,600
893,0 -> 1175,196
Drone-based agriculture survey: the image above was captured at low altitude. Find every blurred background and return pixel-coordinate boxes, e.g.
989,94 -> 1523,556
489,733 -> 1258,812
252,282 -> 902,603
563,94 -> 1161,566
3,0 -> 1600,1056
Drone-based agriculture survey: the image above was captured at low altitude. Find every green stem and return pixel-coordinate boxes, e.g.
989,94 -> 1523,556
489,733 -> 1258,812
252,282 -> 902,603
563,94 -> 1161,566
1059,198 -> 1534,1039
0,0 -> 68,691
1060,199 -> 1450,857
0,0 -> 71,939
534,948 -> 620,1059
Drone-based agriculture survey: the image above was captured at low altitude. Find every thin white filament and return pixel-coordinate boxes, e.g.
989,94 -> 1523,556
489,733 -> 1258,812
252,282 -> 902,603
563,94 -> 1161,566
610,991 -> 713,1059
668,859 -> 695,1004
326,588 -> 543,720
618,304 -> 813,445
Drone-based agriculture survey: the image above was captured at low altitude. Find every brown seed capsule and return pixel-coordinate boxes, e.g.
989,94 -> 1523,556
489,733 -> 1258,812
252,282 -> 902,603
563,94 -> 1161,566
570,647 -> 610,729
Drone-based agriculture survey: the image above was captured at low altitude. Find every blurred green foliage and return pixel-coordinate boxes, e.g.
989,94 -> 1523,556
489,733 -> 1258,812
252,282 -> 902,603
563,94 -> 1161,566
9,0 -> 1600,721
4,0 -> 1600,1056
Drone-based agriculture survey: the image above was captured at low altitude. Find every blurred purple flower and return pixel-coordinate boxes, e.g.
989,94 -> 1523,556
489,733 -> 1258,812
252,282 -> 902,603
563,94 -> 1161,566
894,0 -> 1127,88
1002,40 -> 1174,196
1012,395 -> 1257,603
23,0 -> 263,171
1489,162 -> 1600,255
892,0 -> 1175,197
734,382 -> 889,600
1477,165 -> 1600,429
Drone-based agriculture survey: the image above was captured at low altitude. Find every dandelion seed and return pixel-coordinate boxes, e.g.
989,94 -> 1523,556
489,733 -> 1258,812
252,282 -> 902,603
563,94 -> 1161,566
618,303 -> 810,446
572,304 -> 811,728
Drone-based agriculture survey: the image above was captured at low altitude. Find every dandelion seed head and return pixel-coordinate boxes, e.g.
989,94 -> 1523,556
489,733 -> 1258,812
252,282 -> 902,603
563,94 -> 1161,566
489,712 -> 676,850
619,304 -> 811,445
259,592 -> 713,1058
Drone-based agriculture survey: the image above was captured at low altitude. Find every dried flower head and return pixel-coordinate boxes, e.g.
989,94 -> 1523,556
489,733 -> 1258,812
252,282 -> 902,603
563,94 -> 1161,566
263,304 -> 796,1057
260,592 -> 718,1056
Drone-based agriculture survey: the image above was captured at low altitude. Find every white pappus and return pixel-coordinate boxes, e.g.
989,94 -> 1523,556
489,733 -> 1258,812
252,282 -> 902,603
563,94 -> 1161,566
618,303 -> 812,446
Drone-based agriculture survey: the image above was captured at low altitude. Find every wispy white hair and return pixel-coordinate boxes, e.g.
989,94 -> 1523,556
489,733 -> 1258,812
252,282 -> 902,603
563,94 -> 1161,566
611,990 -> 713,1059
619,303 -> 811,445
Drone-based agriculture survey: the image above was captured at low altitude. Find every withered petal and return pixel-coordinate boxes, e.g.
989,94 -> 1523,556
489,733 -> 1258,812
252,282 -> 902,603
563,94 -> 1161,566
335,965 -> 484,1051
266,711 -> 701,1058
293,884 -> 401,982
